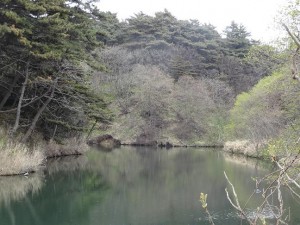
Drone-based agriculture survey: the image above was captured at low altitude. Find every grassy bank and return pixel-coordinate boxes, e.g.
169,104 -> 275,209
224,139 -> 300,168
45,137 -> 89,158
0,128 -> 89,176
223,140 -> 266,158
0,142 -> 44,176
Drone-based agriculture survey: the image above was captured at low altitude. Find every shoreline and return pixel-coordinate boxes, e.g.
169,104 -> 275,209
120,142 -> 224,148
3,139 -> 298,177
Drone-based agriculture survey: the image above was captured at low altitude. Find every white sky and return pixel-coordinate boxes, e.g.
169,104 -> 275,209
97,0 -> 287,43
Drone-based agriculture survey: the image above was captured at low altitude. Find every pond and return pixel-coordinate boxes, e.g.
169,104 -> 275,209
0,146 -> 299,225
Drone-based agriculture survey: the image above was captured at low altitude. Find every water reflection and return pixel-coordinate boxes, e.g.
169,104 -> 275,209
46,155 -> 89,174
0,155 -> 109,225
85,147 -> 268,225
0,174 -> 44,206
0,147 -> 299,225
0,173 -> 44,225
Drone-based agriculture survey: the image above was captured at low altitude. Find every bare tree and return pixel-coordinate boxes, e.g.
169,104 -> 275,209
11,61 -> 29,137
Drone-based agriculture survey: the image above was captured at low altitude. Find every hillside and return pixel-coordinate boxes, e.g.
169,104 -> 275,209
90,10 -> 284,145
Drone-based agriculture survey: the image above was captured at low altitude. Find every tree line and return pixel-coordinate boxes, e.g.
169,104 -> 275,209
90,9 -> 284,145
0,0 -> 292,148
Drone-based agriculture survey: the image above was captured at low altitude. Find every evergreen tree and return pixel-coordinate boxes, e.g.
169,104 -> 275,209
223,21 -> 252,58
169,55 -> 195,81
0,0 -> 111,142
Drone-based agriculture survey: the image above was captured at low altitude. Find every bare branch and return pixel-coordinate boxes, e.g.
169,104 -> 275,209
21,78 -> 58,142
282,23 -> 300,48
0,88 -> 52,113
276,161 -> 300,189
224,171 -> 253,224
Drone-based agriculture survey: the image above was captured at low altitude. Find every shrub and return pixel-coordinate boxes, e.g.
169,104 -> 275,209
45,137 -> 89,158
227,70 -> 286,141
224,140 -> 266,158
0,142 -> 44,176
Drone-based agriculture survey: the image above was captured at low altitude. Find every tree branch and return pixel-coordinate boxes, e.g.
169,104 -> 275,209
224,171 -> 253,224
282,23 -> 300,48
282,23 -> 300,81
0,74 -> 20,110
21,78 -> 58,142
11,61 -> 29,136
0,88 -> 52,113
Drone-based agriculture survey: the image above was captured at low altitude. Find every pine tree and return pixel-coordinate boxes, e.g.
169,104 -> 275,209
0,0 -> 111,141
223,21 -> 252,58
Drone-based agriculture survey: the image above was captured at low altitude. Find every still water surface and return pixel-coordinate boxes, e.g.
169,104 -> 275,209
0,146 -> 299,225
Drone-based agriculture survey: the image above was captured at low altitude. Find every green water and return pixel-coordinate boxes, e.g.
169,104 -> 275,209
0,146 -> 299,225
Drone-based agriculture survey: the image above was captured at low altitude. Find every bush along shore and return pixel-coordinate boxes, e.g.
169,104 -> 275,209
223,140 -> 266,158
223,140 -> 300,168
0,130 -> 223,176
0,142 -> 44,176
0,128 -> 89,176
0,140 -> 89,176
0,133 -> 296,176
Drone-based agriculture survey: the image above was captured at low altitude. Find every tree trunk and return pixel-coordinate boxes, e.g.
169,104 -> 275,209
11,62 -> 29,137
282,23 -> 300,82
0,75 -> 19,110
21,79 -> 58,143
86,119 -> 97,140
282,23 -> 300,48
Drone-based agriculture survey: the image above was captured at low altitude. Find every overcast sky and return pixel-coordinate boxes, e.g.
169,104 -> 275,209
97,0 -> 287,43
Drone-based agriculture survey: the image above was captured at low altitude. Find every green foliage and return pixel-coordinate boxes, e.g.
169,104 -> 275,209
227,64 -> 300,157
95,10 -> 282,95
227,70 -> 285,141
223,21 -> 252,58
93,11 -> 121,45
169,55 -> 197,81
113,10 -> 224,79
0,0 -> 111,142
246,45 -> 285,65
266,127 -> 300,158
0,3 -> 280,145
205,110 -> 229,143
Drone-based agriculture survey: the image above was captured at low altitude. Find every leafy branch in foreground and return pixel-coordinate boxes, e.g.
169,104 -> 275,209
199,192 -> 215,225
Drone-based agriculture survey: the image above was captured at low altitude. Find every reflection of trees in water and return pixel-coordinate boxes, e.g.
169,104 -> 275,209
0,155 -> 110,225
0,174 -> 44,206
86,147 -> 270,225
46,155 -> 89,175
1,148 -> 296,225
223,153 -> 270,171
0,174 -> 44,225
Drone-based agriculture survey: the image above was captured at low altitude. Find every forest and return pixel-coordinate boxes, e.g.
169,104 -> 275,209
1,0 -> 300,224
0,0 -> 299,182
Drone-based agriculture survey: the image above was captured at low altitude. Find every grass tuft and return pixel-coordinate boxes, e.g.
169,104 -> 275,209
224,140 -> 266,158
45,137 -> 89,158
0,142 -> 44,176
0,128 -> 45,176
